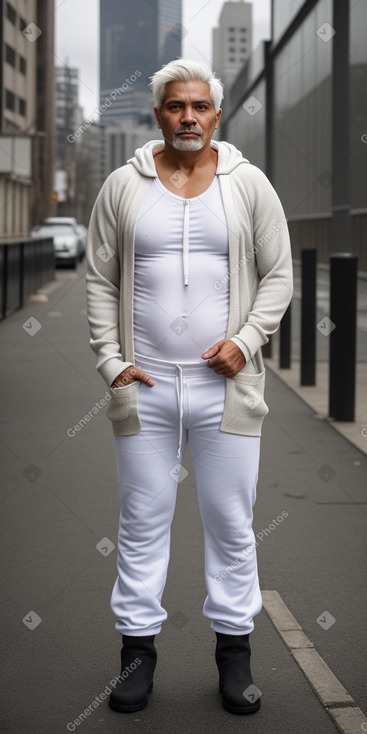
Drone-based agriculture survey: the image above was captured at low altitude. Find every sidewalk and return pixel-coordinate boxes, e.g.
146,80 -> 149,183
1,264 -> 366,734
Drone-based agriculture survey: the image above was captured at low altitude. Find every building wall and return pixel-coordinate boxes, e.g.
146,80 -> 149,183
224,75 -> 266,170
272,0 -> 333,217
272,0 -> 303,43
0,0 -> 55,235
221,0 -> 367,268
1,0 -> 37,134
349,0 -> 367,211
31,0 -> 56,228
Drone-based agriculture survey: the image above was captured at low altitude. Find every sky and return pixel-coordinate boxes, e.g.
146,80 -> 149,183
55,0 -> 271,119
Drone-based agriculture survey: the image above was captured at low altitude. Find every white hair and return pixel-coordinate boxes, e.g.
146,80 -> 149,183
149,58 -> 224,111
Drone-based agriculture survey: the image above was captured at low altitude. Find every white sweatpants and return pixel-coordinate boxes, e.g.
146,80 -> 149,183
110,353 -> 263,637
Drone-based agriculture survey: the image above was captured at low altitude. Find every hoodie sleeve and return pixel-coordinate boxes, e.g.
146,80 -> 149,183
232,165 -> 293,359
86,172 -> 134,387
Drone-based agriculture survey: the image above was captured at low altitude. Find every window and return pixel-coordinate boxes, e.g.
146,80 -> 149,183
6,2 -> 16,24
6,44 -> 16,67
6,90 -> 16,111
19,98 -> 27,117
229,47 -> 235,52
228,26 -> 235,32
229,57 -> 235,63
19,16 -> 27,32
19,56 -> 27,75
240,27 -> 247,33
240,46 -> 246,53
228,36 -> 235,42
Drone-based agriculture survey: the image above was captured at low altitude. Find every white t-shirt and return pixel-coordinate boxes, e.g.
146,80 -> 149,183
133,175 -> 230,361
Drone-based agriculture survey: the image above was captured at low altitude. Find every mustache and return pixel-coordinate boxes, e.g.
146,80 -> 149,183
173,125 -> 204,136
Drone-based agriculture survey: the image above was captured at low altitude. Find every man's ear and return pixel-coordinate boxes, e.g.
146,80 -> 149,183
153,106 -> 161,129
215,108 -> 223,129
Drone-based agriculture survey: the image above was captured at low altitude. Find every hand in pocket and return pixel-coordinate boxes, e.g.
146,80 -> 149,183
112,366 -> 155,388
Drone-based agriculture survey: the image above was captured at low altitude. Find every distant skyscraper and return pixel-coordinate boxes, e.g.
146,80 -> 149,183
213,1 -> 252,89
99,0 -> 182,125
55,67 -> 84,144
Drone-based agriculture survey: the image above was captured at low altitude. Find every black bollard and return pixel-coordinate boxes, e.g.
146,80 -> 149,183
301,249 -> 316,385
279,302 -> 291,368
329,253 -> 357,421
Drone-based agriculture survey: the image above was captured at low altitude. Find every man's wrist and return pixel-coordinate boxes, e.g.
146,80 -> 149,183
230,337 -> 251,363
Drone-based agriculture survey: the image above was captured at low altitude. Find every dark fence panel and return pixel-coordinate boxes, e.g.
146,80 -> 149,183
0,238 -> 55,321
5,243 -> 22,315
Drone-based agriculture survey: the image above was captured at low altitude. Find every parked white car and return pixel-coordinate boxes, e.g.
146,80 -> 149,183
30,217 -> 84,268
76,224 -> 87,256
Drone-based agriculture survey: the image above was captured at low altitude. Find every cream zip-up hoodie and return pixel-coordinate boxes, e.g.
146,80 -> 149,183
86,139 -> 293,437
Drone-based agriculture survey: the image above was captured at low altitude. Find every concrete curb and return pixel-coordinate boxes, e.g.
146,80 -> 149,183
262,590 -> 367,734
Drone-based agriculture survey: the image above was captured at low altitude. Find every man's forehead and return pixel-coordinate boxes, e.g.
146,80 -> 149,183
163,79 -> 213,103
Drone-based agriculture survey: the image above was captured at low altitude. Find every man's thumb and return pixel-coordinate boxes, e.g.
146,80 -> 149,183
201,343 -> 220,359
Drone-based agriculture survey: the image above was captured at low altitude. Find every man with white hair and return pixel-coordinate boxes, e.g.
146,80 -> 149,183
86,58 -> 293,715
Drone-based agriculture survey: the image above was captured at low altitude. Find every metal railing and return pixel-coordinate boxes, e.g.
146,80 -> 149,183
0,237 -> 55,321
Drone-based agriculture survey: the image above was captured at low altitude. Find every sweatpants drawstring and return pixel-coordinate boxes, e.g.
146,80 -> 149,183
175,364 -> 184,458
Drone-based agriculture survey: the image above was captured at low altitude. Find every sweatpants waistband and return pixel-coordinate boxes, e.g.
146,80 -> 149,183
135,352 -> 218,379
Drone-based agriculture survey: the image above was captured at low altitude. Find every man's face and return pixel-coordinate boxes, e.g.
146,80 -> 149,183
154,79 -> 222,152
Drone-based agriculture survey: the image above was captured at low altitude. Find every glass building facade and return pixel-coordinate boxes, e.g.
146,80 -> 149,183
221,0 -> 367,269
100,0 -> 182,124
272,0 -> 333,217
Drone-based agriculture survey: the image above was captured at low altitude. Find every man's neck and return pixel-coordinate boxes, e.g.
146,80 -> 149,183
153,140 -> 218,175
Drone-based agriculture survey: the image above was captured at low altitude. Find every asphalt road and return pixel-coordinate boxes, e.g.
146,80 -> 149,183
1,263 -> 366,734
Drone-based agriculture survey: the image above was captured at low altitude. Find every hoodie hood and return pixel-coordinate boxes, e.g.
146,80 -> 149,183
127,139 -> 249,177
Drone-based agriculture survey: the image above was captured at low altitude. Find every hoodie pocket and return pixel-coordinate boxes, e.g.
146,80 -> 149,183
106,380 -> 140,424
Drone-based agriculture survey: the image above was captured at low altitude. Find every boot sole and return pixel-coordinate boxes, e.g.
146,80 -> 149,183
219,681 -> 261,715
109,681 -> 153,713
222,698 -> 261,715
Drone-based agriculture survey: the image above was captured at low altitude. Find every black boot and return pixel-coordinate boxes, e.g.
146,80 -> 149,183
109,634 -> 157,713
215,632 -> 261,715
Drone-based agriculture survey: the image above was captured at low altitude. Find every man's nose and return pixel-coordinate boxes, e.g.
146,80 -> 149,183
180,106 -> 197,125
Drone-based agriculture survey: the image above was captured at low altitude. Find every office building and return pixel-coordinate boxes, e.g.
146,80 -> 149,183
212,1 -> 252,89
100,121 -> 161,181
99,0 -> 182,125
55,65 -> 103,224
55,66 -> 84,145
0,0 -> 55,235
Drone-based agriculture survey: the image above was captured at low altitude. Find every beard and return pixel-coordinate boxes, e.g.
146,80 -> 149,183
172,136 -> 205,151
172,125 -> 205,151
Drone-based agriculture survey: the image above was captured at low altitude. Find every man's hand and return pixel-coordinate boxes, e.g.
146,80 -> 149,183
201,339 -> 246,378
112,366 -> 155,388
